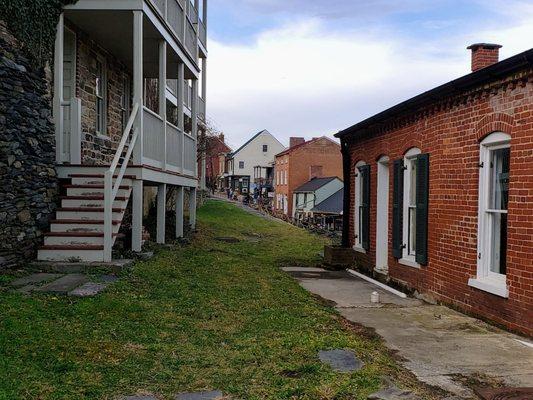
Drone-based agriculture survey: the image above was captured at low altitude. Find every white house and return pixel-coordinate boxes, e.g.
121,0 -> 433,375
292,177 -> 344,219
226,130 -> 285,194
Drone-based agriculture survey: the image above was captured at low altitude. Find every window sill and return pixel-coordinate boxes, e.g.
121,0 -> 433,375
398,258 -> 420,269
468,277 -> 508,298
352,246 -> 366,254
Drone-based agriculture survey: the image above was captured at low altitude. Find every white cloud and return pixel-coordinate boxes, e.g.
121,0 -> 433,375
207,8 -> 533,149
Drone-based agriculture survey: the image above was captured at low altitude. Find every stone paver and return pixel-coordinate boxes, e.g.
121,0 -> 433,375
318,349 -> 364,372
34,273 -> 89,294
10,273 -> 62,287
174,391 -> 225,400
69,282 -> 107,297
367,386 -> 419,400
285,266 -> 533,398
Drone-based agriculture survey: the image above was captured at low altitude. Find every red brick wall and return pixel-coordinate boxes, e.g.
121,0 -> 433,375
275,138 -> 342,216
345,68 -> 533,336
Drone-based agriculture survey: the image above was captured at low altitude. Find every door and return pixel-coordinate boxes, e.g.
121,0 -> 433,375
62,28 -> 76,163
376,156 -> 390,272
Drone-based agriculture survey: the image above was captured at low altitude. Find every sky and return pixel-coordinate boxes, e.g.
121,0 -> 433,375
205,0 -> 533,149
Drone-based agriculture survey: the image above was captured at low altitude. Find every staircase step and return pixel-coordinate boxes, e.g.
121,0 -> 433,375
66,186 -> 131,197
39,245 -> 104,250
68,174 -> 136,179
64,184 -> 131,189
44,232 -> 119,246
50,219 -> 121,225
37,247 -> 105,262
60,196 -> 128,201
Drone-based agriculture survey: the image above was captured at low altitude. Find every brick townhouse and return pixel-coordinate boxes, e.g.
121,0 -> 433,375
274,136 -> 342,217
199,133 -> 231,191
337,44 -> 533,336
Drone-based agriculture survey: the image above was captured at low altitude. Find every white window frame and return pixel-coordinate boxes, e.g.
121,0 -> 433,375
353,160 -> 366,253
468,132 -> 511,298
400,147 -> 421,268
95,53 -> 108,137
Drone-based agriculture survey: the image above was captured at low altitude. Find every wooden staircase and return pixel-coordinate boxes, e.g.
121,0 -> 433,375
37,174 -> 134,262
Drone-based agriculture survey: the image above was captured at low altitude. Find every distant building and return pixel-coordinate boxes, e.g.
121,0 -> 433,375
225,130 -> 285,195
274,136 -> 342,217
310,188 -> 344,231
336,43 -> 533,336
292,177 -> 343,220
200,134 -> 231,192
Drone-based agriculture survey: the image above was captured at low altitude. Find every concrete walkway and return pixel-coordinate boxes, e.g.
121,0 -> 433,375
282,266 -> 533,399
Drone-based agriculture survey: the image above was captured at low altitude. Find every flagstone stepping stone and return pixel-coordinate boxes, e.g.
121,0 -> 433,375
367,386 -> 419,400
34,274 -> 89,295
69,282 -> 107,297
10,273 -> 62,287
174,391 -> 225,400
318,349 -> 364,372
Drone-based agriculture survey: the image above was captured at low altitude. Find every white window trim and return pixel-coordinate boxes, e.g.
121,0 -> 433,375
401,147 -> 421,268
353,161 -> 366,253
95,53 -> 108,138
468,132 -> 511,298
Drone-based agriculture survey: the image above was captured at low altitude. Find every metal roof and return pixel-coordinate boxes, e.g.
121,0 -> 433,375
294,177 -> 340,193
311,188 -> 344,215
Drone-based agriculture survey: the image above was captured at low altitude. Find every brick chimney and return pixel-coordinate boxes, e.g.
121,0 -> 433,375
290,137 -> 305,148
467,43 -> 502,72
218,133 -> 225,143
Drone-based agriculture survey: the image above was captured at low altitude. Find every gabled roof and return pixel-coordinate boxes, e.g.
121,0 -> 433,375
336,47 -> 533,140
311,188 -> 344,215
228,129 -> 284,158
294,177 -> 340,193
275,136 -> 339,157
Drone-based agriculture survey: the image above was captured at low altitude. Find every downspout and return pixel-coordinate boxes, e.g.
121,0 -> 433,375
341,138 -> 351,248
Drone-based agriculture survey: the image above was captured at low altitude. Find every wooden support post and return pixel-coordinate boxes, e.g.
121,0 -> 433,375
159,40 -> 167,170
132,180 -> 144,252
53,14 -> 64,163
175,186 -> 184,238
133,11 -> 144,164
157,183 -> 167,244
189,187 -> 197,229
177,62 -> 185,173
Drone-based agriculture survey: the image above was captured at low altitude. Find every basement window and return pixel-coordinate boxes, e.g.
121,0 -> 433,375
469,132 -> 511,298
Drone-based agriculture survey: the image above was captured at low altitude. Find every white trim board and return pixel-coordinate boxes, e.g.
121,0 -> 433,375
347,269 -> 407,299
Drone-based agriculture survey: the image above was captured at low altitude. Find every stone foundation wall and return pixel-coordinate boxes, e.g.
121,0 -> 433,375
0,22 -> 58,270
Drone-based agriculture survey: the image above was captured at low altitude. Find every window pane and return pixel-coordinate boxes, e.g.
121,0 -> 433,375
489,148 -> 510,210
410,159 -> 417,206
408,207 -> 416,255
490,212 -> 508,275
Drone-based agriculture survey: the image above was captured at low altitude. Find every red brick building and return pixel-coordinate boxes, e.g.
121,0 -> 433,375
337,44 -> 533,336
274,136 -> 342,217
201,134 -> 231,191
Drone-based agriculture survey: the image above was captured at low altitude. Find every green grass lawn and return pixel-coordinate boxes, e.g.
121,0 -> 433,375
0,200 -> 420,399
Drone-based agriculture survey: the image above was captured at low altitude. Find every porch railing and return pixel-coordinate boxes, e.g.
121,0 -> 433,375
149,0 -> 201,58
199,96 -> 206,120
103,102 -> 140,261
166,121 -> 183,171
142,106 -> 165,168
183,133 -> 196,175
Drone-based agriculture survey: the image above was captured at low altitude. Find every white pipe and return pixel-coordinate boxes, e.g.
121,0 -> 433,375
346,269 -> 407,299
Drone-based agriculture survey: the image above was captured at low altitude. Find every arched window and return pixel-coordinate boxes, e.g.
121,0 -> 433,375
354,161 -> 370,252
469,132 -> 511,298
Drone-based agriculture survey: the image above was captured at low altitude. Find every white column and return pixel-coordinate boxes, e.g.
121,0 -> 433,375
53,14 -> 64,163
177,62 -> 185,173
189,187 -> 197,229
133,11 -> 144,164
157,183 -> 167,244
201,57 -> 207,105
202,0 -> 207,26
132,179 -> 144,252
175,186 -> 184,238
191,78 -> 199,181
159,40 -> 167,170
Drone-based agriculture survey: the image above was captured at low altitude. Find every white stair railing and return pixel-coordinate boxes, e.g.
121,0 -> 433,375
103,102 -> 140,261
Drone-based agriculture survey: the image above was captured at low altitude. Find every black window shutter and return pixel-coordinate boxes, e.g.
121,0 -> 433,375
392,159 -> 404,259
359,165 -> 371,251
415,153 -> 430,265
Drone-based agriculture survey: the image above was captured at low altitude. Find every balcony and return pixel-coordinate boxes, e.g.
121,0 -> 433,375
149,0 -> 201,60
